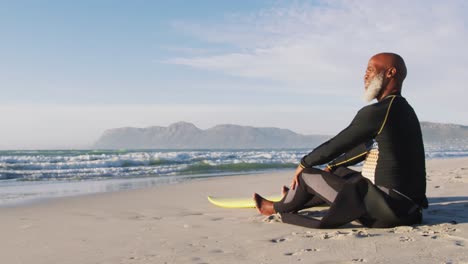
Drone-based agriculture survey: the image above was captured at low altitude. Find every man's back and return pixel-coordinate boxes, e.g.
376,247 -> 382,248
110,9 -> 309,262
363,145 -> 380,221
373,95 -> 426,205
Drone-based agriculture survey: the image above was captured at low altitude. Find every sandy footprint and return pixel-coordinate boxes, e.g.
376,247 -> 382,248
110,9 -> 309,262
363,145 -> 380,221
263,214 -> 282,223
284,248 -> 320,256
353,230 -> 378,238
179,211 -> 204,217
208,249 -> 224,254
399,236 -> 415,242
128,214 -> 147,220
190,256 -> 209,264
414,223 -> 461,241
351,258 -> 367,262
289,229 -> 376,240
110,211 -> 148,221
389,226 -> 414,234
446,169 -> 467,183
270,237 -> 289,243
445,234 -> 468,247
319,230 -> 356,240
455,240 -> 465,247
320,231 -> 351,240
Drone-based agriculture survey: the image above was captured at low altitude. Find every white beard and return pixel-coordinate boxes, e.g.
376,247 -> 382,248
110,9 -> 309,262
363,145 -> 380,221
363,72 -> 384,102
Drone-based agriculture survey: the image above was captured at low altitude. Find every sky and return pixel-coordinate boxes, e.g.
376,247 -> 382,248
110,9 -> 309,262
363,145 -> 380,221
0,0 -> 467,149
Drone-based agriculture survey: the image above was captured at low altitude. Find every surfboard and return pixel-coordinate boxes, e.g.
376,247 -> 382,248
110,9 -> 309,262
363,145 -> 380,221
207,195 -> 283,209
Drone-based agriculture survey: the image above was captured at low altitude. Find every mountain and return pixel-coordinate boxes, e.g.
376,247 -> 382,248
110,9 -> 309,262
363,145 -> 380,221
420,122 -> 468,150
94,121 -> 330,149
93,121 -> 468,150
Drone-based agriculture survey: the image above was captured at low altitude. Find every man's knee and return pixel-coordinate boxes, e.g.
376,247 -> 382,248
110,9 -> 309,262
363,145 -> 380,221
299,169 -> 325,190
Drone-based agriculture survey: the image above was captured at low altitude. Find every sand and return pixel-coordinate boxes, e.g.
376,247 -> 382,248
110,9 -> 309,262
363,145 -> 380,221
1,158 -> 467,264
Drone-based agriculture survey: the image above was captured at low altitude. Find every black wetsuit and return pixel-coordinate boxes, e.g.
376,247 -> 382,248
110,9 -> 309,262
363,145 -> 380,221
274,94 -> 428,228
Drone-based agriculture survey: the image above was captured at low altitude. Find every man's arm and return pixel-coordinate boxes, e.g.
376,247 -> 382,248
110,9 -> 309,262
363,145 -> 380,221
325,142 -> 371,171
290,142 -> 368,190
300,106 -> 382,168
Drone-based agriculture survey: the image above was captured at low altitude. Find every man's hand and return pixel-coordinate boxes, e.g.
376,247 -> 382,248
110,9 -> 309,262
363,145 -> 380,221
290,165 -> 304,190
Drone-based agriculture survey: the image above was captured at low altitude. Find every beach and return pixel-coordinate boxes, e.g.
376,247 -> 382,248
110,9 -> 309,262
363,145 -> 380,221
1,157 -> 467,264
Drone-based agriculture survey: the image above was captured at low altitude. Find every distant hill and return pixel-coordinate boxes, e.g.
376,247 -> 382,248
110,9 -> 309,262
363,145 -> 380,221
93,121 -> 330,149
93,121 -> 468,150
420,122 -> 468,150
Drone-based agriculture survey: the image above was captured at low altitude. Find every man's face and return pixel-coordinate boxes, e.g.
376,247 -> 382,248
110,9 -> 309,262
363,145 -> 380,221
363,58 -> 385,102
364,58 -> 382,90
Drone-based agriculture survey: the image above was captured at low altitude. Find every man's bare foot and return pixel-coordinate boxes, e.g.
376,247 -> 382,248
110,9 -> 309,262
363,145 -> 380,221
253,193 -> 276,216
281,186 -> 289,197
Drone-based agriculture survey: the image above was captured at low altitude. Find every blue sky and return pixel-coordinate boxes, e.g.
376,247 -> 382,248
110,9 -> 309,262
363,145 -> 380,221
0,0 -> 467,149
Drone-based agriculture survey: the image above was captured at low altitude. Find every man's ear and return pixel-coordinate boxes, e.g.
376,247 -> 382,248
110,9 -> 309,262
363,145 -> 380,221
386,67 -> 397,78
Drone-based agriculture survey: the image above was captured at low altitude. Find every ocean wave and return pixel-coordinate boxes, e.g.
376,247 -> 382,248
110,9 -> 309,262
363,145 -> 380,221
425,150 -> 468,159
1,149 -> 466,183
0,158 -> 182,171
180,162 -> 296,174
0,149 -> 307,182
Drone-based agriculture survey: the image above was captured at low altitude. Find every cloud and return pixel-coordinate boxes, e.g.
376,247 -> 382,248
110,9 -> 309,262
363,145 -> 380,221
166,0 -> 468,99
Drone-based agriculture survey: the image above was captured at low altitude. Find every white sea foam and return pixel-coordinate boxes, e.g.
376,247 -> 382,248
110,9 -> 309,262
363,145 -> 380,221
0,150 -> 307,181
0,149 -> 465,183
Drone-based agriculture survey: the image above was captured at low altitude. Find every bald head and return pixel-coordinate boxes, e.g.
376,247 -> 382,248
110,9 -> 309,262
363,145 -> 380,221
371,52 -> 407,83
363,52 -> 407,102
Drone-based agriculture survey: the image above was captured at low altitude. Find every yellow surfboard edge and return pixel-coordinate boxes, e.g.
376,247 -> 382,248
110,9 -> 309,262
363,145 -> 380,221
207,195 -> 283,209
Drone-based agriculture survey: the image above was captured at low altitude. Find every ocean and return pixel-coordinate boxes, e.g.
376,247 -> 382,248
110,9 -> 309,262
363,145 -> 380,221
1,149 -> 467,206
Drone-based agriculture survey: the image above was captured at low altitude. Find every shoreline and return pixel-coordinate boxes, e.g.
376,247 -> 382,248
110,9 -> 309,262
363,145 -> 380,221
1,157 -> 467,263
0,169 -> 290,208
2,156 -> 466,209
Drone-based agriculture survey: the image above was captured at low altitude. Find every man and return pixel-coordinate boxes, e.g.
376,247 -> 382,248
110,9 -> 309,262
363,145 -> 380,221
254,53 -> 427,228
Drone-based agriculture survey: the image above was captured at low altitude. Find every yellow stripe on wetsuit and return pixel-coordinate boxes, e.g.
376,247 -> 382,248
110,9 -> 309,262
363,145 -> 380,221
377,95 -> 397,135
327,151 -> 368,169
328,95 -> 396,169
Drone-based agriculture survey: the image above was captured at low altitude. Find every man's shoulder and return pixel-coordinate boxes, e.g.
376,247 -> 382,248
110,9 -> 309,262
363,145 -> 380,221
362,96 -> 407,110
357,100 -> 387,114
355,97 -> 401,120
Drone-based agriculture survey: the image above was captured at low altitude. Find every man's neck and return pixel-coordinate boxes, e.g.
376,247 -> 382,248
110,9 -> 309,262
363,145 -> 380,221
377,82 -> 402,101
